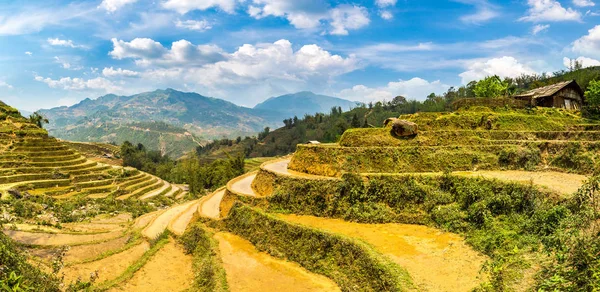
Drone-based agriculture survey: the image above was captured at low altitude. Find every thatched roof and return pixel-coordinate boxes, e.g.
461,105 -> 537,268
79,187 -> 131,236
514,80 -> 583,100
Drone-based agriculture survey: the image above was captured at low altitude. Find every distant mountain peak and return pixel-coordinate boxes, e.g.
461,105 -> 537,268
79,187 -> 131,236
254,91 -> 355,118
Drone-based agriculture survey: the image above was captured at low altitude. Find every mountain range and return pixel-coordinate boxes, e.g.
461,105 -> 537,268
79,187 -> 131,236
39,89 -> 354,157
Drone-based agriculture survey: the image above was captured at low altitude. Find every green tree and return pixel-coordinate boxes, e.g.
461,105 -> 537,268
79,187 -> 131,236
585,80 -> 600,106
28,112 -> 49,128
473,75 -> 509,98
351,113 -> 361,128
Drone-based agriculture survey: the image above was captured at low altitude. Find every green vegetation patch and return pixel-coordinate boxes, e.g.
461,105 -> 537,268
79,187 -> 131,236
221,203 -> 413,292
179,222 -> 229,292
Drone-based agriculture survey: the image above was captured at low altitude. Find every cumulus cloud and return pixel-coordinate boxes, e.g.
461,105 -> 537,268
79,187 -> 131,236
339,78 -> 449,102
102,67 -> 140,77
573,0 -> 595,7
162,0 -> 237,14
53,56 -> 83,70
34,76 -> 120,92
532,24 -> 550,34
0,81 -> 13,89
572,25 -> 600,58
47,38 -> 86,49
98,0 -> 138,12
563,56 -> 600,68
247,1 -> 369,34
459,56 -> 537,84
109,38 -> 226,67
380,10 -> 393,20
520,0 -> 581,22
175,19 -> 212,31
329,5 -> 370,35
375,0 -> 397,8
25,51 -> 32,56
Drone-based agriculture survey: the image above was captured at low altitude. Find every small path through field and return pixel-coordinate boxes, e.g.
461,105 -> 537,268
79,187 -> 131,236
278,214 -> 487,292
214,232 -> 340,292
230,174 -> 257,196
109,240 -> 193,292
169,201 -> 200,235
142,201 -> 197,239
455,170 -> 586,196
263,159 -> 330,179
199,189 -> 225,219
139,181 -> 171,200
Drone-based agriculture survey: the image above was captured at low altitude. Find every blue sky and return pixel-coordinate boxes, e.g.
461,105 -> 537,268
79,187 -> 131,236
1,0 -> 599,111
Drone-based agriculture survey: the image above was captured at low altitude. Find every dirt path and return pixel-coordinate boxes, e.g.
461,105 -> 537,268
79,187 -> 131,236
168,201 -> 200,235
230,173 -> 257,196
278,214 -> 487,292
215,232 -> 340,292
455,170 -> 586,196
199,189 -> 225,219
263,159 -> 330,179
109,241 -> 193,292
62,241 -> 150,284
139,182 -> 171,200
3,229 -> 123,246
142,201 -> 197,239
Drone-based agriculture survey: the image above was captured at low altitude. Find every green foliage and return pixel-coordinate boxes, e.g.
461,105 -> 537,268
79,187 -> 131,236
474,76 -> 509,98
585,79 -> 600,106
27,112 -> 48,129
0,233 -> 60,291
121,141 -> 245,193
179,223 -> 228,292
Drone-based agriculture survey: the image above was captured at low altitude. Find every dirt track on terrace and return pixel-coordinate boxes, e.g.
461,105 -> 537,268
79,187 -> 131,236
199,189 -> 225,219
230,174 -> 257,196
215,232 -> 340,292
110,241 -> 193,292
169,201 -> 200,235
64,235 -> 133,264
278,214 -> 487,292
3,229 -> 123,246
142,201 -> 197,239
456,170 -> 586,196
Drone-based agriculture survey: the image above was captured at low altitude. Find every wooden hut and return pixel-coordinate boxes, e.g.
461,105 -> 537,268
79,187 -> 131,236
513,80 -> 584,110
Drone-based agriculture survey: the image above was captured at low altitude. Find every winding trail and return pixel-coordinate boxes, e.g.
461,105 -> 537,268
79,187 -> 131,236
199,189 -> 225,219
142,200 -> 198,239
230,173 -> 257,196
215,232 -> 340,292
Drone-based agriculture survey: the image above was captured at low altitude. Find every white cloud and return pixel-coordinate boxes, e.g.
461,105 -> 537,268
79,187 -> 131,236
34,76 -> 120,92
380,10 -> 393,20
175,19 -> 212,31
102,67 -> 140,77
0,81 -> 13,89
457,0 -> 500,24
520,0 -> 581,22
247,1 -> 369,34
53,56 -> 82,70
329,5 -> 370,35
162,0 -> 237,14
47,38 -> 86,49
339,78 -> 449,102
248,0 -> 329,29
532,24 -> 550,34
573,0 -> 595,7
459,56 -> 537,84
25,51 -> 32,56
563,56 -> 600,68
109,38 -> 226,67
375,0 -> 397,8
572,25 -> 600,58
98,0 -> 138,12
0,5 -> 90,36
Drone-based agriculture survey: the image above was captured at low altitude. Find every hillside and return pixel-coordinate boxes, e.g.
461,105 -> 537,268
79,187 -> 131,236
39,89 -> 281,158
254,91 -> 357,119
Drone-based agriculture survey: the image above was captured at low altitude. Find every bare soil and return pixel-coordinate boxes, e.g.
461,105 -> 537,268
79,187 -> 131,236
168,201 -> 200,235
3,229 -> 123,246
109,241 -> 193,292
64,234 -> 133,264
455,170 -> 586,196
142,201 -> 196,239
199,189 -> 225,219
230,174 -> 257,196
278,214 -> 488,292
215,232 -> 340,292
